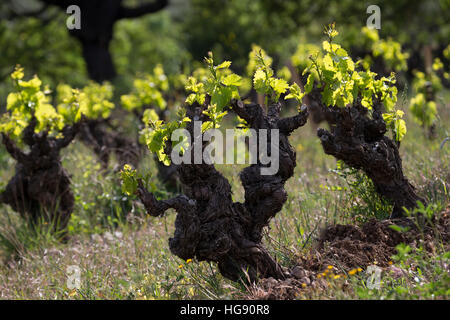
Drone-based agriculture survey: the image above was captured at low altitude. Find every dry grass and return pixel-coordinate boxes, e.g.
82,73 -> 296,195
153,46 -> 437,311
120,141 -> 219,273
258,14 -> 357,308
0,92 -> 448,300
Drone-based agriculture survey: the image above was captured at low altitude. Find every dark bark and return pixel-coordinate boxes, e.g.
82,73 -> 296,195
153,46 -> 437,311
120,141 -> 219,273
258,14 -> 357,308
315,97 -> 424,218
136,100 -> 309,282
0,118 -> 82,237
78,119 -> 140,169
299,73 -> 332,125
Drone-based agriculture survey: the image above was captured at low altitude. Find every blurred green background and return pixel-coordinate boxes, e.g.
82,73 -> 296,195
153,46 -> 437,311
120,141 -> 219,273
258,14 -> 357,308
0,0 -> 448,103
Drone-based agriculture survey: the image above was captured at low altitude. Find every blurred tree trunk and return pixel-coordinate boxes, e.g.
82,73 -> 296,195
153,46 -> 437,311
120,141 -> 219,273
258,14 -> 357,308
38,0 -> 168,82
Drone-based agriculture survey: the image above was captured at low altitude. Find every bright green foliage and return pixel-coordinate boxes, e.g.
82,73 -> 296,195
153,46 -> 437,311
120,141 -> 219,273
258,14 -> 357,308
190,66 -> 212,84
291,43 -> 322,72
142,109 -> 160,126
284,77 -> 313,111
432,58 -> 444,72
201,104 -> 228,132
204,53 -> 242,110
248,45 -> 298,102
285,83 -> 305,105
444,45 -> 450,60
140,109 -> 191,166
360,27 -> 380,45
0,66 -> 66,142
185,53 -> 242,111
409,69 -> 443,128
119,164 -> 139,196
247,45 -> 273,77
143,52 -> 243,166
185,76 -> 206,106
236,116 -> 250,133
55,87 -> 84,125
383,109 -> 407,142
0,16 -> 87,103
120,64 -> 168,113
145,49 -> 307,165
276,66 -> 292,82
409,94 -> 437,128
412,70 -> 443,96
57,82 -> 114,121
372,38 -> 409,72
252,50 -> 290,103
303,24 -> 406,141
307,24 -> 399,112
112,11 -> 191,78
1,67 -> 113,144
360,27 -> 410,72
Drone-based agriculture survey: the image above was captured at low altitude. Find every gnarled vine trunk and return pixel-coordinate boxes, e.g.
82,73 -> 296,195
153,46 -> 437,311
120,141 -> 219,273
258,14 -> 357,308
0,118 -> 81,237
78,119 -> 140,169
315,96 -> 424,218
136,100 -> 308,282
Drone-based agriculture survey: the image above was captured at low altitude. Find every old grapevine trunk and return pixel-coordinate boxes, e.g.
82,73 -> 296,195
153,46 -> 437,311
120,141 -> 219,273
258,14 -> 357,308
136,100 -> 308,282
315,96 -> 424,218
78,119 -> 140,169
0,118 -> 81,237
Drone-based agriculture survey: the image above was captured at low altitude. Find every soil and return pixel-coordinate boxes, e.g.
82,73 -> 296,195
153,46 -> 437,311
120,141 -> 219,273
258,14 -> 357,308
249,208 -> 449,299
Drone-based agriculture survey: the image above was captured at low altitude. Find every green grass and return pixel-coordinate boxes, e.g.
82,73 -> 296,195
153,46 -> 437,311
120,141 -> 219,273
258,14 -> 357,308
0,91 -> 448,300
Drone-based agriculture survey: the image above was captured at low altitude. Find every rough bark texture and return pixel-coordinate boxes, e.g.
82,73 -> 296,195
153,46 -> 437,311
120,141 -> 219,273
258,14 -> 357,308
0,118 -> 81,237
136,100 -> 308,282
78,119 -> 140,169
315,97 -> 424,218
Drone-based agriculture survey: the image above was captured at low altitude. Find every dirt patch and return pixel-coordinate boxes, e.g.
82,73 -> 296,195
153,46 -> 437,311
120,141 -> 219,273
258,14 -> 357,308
249,208 -> 449,299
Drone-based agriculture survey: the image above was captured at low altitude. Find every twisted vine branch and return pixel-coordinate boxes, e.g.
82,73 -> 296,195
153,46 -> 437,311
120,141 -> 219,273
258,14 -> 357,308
136,99 -> 308,282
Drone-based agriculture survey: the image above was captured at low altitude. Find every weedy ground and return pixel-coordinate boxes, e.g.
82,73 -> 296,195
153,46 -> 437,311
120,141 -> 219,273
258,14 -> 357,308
0,91 -> 448,300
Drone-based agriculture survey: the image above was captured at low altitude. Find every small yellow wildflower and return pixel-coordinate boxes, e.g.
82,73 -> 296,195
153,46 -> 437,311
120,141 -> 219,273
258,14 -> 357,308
301,283 -> 307,288
357,267 -> 363,272
333,275 -> 340,280
186,259 -> 193,264
68,289 -> 77,297
327,265 -> 333,270
348,269 -> 358,276
178,264 -> 183,269
388,261 -> 393,265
